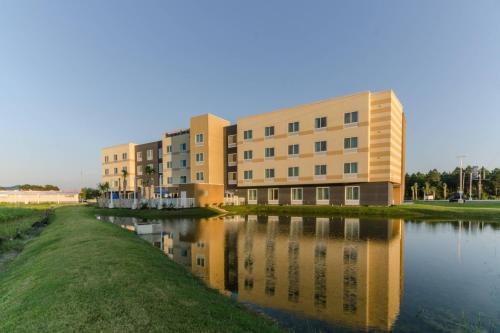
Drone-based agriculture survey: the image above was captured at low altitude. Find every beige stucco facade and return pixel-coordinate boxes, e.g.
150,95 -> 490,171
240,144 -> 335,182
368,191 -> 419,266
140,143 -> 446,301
101,143 -> 136,192
162,130 -> 191,187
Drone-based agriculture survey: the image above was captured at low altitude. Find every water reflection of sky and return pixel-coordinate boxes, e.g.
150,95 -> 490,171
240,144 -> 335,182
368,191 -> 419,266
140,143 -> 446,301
97,215 -> 500,333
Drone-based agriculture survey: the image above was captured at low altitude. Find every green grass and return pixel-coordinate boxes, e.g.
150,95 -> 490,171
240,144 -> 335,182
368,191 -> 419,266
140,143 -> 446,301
0,206 -> 281,333
223,202 -> 500,221
0,206 -> 49,252
90,206 -> 220,219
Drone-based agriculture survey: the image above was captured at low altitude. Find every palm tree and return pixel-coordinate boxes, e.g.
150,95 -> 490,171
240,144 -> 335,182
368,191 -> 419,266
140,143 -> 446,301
412,182 -> 418,200
144,166 -> 155,199
97,182 -> 110,198
121,169 -> 129,199
442,183 -> 448,199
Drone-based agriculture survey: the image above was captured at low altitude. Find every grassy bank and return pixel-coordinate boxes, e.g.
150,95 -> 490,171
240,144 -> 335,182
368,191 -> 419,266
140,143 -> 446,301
223,202 -> 500,221
0,206 -> 49,252
91,206 -> 219,219
0,206 -> 281,333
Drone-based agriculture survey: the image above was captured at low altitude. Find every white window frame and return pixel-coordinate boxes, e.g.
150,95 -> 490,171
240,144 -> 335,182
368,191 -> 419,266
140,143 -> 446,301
288,166 -> 299,180
243,150 -> 253,161
291,188 -> 303,205
137,165 -> 143,176
147,149 -> 153,161
196,153 -> 204,165
243,130 -> 253,141
180,159 -> 187,168
166,161 -> 173,169
122,153 -> 128,160
264,147 -> 275,159
314,164 -> 327,179
196,171 -> 204,182
166,145 -> 172,153
180,143 -> 187,152
315,117 -> 327,130
316,187 -> 330,205
345,186 -> 360,205
344,137 -> 359,152
167,176 -> 173,184
265,168 -> 275,181
228,172 -> 237,185
195,133 -> 204,145
243,170 -> 253,181
264,126 -> 275,138
267,188 -> 279,205
288,144 -> 299,157
288,121 -> 299,134
344,111 -> 359,128
137,152 -> 142,162
344,162 -> 358,178
247,189 -> 257,204
314,141 -> 327,154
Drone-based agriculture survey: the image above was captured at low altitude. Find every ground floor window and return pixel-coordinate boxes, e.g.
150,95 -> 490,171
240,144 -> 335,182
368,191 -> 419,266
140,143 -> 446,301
316,187 -> 330,201
268,188 -> 279,201
346,186 -> 360,201
291,188 -> 303,201
196,255 -> 205,267
248,189 -> 257,201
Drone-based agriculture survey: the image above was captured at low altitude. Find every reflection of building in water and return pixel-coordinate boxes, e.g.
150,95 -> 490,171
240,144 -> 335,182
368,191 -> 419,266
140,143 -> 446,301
236,216 -> 404,332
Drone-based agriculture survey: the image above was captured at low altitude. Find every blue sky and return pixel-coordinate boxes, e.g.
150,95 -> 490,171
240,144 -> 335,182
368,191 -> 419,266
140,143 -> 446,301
1,1 -> 499,189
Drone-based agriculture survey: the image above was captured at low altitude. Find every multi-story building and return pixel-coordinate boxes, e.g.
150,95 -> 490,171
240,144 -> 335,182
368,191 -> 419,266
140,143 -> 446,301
100,90 -> 405,206
135,140 -> 163,198
101,143 -> 137,198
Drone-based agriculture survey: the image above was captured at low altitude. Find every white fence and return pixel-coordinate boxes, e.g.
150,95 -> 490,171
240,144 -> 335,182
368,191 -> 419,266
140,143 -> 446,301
97,198 -> 196,209
0,191 -> 79,204
224,196 -> 246,206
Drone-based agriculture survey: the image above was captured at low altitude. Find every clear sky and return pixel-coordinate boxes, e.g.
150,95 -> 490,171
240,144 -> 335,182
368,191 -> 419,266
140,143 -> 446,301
1,1 -> 499,189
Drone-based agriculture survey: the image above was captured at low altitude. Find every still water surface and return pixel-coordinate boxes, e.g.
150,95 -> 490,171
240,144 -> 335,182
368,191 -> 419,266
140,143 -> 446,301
98,215 -> 500,332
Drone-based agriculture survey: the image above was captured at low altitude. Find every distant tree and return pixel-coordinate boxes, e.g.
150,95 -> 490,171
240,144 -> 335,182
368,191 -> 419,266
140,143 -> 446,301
442,183 -> 448,199
80,188 -> 100,201
121,169 -> 129,199
97,182 -> 110,198
143,166 -> 155,199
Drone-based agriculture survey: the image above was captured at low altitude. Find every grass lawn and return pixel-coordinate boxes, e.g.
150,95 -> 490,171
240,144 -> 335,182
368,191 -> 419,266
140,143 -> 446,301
91,206 -> 219,219
223,202 -> 500,221
0,206 -> 49,252
0,206 -> 281,333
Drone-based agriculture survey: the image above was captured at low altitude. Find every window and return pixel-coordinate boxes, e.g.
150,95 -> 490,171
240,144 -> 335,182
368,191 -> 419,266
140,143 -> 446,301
344,162 -> 358,174
114,180 -> 119,187
268,188 -> 279,201
180,176 -> 187,184
166,145 -> 172,153
288,167 -> 299,177
114,167 -> 118,175
104,156 -> 109,163
265,147 -> 275,158
158,148 -> 163,156
196,153 -> 204,163
122,166 -> 127,172
105,169 -> 109,175
344,111 -> 359,124
243,150 -> 253,160
228,172 -> 237,183
244,170 -> 253,180
167,177 -> 173,184
288,121 -> 299,133
195,133 -> 204,144
158,163 -> 163,174
196,171 -> 204,181
248,189 -> 257,201
346,186 -> 360,201
315,165 -> 327,176
315,117 -> 327,129
122,153 -> 127,160
137,179 -> 143,186
315,141 -> 327,153
265,126 -> 275,137
228,153 -> 237,165
316,187 -> 330,201
180,143 -> 187,152
288,144 -> 299,156
243,130 -> 253,140
137,165 -> 143,176
265,168 -> 275,179
137,152 -> 142,162
113,154 -> 118,161
291,188 -> 303,201
147,163 -> 154,171
228,134 -> 237,147
196,256 -> 205,267
344,137 -> 358,149
167,161 -> 172,169
180,159 -> 187,168
147,149 -> 153,160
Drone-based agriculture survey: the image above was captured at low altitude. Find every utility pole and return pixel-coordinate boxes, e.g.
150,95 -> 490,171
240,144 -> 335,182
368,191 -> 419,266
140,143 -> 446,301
457,155 -> 466,203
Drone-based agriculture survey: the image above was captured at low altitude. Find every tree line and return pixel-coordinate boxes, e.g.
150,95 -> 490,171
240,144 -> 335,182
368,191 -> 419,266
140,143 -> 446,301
0,184 -> 60,191
405,167 -> 500,200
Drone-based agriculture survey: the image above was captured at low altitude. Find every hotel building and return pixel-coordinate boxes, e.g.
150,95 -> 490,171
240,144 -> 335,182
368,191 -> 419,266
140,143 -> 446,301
100,90 -> 405,206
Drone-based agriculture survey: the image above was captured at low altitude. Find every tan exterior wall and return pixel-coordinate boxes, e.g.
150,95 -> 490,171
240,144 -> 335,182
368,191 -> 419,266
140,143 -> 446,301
162,131 -> 191,187
101,143 -> 136,191
179,183 -> 225,207
190,114 -> 230,185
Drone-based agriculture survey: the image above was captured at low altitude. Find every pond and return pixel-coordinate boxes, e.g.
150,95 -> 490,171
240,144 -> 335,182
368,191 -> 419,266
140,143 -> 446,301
97,215 -> 500,332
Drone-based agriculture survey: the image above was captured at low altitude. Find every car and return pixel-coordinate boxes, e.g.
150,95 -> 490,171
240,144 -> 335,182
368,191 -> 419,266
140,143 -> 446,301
449,193 -> 466,202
